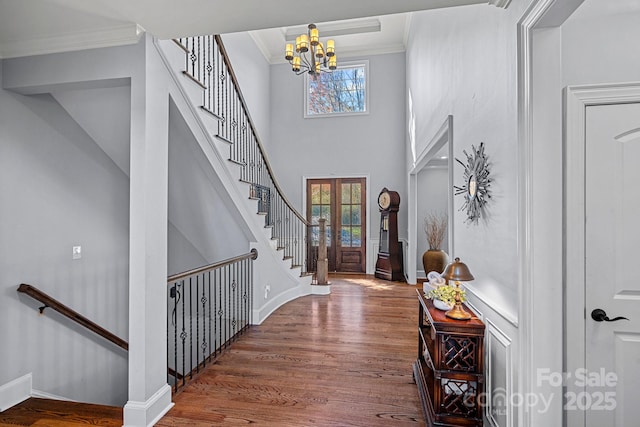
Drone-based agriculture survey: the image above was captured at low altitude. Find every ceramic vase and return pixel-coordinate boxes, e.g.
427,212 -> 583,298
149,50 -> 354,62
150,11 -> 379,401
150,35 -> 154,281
422,249 -> 448,277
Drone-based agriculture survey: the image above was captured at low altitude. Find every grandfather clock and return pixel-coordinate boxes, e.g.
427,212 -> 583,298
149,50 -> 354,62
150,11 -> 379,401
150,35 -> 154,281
375,188 -> 403,281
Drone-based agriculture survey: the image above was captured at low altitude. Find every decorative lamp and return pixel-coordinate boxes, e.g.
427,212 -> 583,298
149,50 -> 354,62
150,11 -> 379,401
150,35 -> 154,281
285,24 -> 336,76
441,257 -> 474,320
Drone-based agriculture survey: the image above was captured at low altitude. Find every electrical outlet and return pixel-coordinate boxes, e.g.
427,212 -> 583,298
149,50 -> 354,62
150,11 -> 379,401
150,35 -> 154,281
72,246 -> 81,260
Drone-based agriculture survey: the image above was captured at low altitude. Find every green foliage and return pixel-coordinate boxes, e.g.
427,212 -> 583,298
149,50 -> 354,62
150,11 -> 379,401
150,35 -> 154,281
426,284 -> 466,306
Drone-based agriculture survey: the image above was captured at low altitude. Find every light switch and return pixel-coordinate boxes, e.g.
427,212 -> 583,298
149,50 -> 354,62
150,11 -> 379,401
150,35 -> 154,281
72,246 -> 82,260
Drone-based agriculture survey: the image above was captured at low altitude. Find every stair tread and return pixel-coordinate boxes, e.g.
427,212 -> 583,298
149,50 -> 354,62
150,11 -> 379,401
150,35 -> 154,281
199,105 -> 223,121
0,398 -> 122,426
215,134 -> 233,144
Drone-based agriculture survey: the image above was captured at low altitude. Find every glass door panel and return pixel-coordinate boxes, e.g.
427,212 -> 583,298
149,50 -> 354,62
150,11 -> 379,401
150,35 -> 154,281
307,178 -> 366,273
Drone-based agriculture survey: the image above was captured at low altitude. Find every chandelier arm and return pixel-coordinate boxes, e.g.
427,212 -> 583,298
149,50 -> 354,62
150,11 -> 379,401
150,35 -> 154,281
300,51 -> 313,69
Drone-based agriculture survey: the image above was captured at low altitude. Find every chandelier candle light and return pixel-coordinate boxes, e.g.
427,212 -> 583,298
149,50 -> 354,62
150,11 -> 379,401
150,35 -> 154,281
285,24 -> 336,75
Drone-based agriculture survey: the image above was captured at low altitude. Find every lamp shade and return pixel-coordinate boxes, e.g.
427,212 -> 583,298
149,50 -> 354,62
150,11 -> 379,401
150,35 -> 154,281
441,257 -> 474,282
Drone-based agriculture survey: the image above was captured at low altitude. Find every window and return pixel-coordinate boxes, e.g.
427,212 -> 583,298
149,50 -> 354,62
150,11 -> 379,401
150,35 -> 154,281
305,61 -> 369,118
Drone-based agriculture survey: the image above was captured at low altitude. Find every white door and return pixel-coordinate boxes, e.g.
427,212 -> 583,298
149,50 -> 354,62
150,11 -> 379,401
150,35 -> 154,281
584,102 -> 640,426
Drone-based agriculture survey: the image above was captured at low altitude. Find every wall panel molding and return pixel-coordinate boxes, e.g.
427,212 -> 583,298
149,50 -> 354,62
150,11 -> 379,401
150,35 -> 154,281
486,319 -> 513,427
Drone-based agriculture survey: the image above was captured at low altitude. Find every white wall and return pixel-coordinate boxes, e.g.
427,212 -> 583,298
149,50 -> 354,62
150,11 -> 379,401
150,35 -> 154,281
268,53 -> 408,243
561,3 -> 640,86
167,98 -> 250,272
406,3 -> 532,425
0,85 -> 130,404
416,164 -> 449,274
407,3 -> 528,317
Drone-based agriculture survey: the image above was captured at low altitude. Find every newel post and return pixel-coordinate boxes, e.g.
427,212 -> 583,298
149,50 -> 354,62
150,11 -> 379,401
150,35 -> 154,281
316,218 -> 329,285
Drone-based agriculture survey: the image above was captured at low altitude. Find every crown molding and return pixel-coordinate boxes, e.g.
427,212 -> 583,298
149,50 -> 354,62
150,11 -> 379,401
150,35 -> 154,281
0,23 -> 143,59
284,19 -> 381,41
248,31 -> 273,64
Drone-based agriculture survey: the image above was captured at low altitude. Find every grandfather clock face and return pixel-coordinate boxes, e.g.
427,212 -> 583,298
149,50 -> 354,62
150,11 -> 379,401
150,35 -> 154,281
378,191 -> 391,210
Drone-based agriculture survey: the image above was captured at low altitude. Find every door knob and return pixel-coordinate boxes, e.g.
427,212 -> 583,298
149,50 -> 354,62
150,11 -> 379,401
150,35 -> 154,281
591,308 -> 629,322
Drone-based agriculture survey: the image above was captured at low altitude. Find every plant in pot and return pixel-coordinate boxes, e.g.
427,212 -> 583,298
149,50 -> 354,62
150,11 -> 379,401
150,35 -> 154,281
426,281 -> 466,311
422,212 -> 449,279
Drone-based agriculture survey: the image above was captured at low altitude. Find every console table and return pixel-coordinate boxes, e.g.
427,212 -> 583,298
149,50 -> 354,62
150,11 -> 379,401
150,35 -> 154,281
413,290 -> 485,426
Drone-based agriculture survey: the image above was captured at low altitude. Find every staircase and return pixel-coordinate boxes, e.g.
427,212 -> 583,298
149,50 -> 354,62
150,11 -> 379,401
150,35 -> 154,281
153,35 -> 329,323
1,33 -> 324,420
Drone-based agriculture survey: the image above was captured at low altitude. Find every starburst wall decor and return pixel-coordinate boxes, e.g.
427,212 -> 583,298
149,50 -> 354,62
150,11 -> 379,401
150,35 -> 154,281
454,142 -> 492,223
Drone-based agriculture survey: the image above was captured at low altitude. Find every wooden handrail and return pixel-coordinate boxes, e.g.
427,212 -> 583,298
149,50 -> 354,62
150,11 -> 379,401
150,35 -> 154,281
214,35 -> 310,226
17,283 -> 128,350
167,248 -> 258,283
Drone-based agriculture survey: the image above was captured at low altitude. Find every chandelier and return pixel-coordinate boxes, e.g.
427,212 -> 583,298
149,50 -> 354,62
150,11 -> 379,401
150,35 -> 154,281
285,24 -> 336,75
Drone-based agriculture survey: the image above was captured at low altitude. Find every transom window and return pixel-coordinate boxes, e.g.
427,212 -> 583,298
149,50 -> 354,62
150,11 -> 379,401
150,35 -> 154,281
304,61 -> 369,118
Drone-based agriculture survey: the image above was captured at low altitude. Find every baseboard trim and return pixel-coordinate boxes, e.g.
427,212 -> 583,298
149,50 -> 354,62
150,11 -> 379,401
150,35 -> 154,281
0,373 -> 32,412
123,384 -> 173,427
252,284 -> 310,325
31,389 -> 76,402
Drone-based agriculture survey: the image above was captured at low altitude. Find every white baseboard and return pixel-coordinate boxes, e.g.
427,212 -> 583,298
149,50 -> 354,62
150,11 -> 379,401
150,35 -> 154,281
123,383 -> 173,427
31,389 -> 76,402
0,373 -> 32,412
252,284 -> 310,325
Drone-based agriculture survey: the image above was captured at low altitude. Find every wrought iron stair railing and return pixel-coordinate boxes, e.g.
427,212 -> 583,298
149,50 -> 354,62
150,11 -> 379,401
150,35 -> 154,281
173,35 -> 312,276
17,249 -> 258,395
167,248 -> 257,393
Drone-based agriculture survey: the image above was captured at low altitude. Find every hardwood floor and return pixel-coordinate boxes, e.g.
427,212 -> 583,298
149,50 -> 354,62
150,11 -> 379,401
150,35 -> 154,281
0,275 -> 424,426
158,274 -> 425,426
0,398 -> 122,426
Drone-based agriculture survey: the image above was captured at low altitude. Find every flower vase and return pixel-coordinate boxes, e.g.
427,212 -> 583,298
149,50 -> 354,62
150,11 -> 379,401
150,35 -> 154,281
423,249 -> 448,277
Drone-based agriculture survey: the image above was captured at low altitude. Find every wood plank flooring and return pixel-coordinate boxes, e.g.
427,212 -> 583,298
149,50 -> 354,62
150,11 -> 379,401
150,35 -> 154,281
0,275 -> 424,426
0,398 -> 122,426
158,274 -> 425,426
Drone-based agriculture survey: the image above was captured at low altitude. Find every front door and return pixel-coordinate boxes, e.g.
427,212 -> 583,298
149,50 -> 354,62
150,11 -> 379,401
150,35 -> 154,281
583,102 -> 640,426
307,178 -> 366,273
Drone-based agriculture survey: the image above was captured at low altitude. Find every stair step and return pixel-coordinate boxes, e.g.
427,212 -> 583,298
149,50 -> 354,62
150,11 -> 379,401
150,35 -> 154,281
172,39 -> 189,53
181,71 -> 207,89
0,397 -> 122,426
228,158 -> 246,166
215,134 -> 233,145
199,106 -> 223,121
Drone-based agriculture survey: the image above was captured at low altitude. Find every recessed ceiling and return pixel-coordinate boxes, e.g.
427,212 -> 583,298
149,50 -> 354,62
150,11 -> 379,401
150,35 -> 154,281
248,14 -> 413,64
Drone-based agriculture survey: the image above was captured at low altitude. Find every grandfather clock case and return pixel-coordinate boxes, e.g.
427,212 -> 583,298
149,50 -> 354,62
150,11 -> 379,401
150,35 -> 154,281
375,188 -> 403,281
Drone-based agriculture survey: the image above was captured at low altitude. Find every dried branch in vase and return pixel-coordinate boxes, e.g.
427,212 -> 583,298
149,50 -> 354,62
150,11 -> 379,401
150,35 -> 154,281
424,212 -> 447,250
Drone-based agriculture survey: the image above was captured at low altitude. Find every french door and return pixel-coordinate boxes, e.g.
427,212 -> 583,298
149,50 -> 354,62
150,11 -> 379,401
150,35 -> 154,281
306,178 -> 366,273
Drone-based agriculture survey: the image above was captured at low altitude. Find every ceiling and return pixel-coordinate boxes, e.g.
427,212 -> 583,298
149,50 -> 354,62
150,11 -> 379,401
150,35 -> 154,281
0,0 -> 490,59
249,14 -> 413,64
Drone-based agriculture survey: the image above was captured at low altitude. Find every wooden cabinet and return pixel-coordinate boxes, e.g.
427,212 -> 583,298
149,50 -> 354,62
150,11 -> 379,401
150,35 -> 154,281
413,290 -> 485,426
